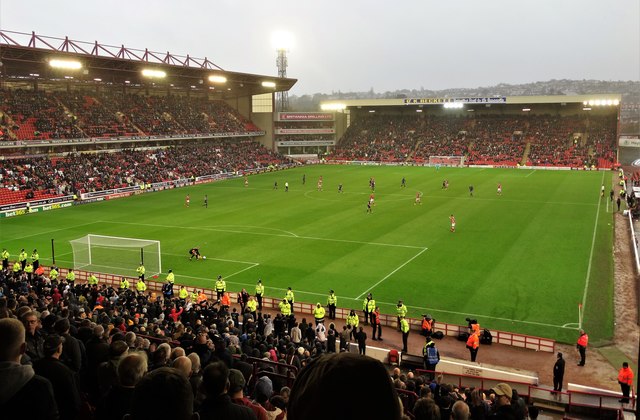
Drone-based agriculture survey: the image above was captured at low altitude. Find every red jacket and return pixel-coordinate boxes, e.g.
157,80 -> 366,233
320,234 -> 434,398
169,307 -> 184,322
577,333 -> 589,348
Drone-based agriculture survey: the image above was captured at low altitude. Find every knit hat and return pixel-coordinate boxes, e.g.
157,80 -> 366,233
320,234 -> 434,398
228,369 -> 246,394
255,376 -> 273,400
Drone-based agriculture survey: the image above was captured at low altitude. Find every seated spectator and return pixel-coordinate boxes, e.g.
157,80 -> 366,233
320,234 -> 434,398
287,352 -> 402,420
0,318 -> 59,420
229,368 -> 268,419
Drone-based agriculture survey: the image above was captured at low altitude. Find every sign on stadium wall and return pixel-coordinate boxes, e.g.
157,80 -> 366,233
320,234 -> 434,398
1,201 -> 73,218
619,137 -> 640,148
277,112 -> 334,121
277,140 -> 336,147
403,97 -> 507,105
0,195 -> 74,212
275,128 -> 335,135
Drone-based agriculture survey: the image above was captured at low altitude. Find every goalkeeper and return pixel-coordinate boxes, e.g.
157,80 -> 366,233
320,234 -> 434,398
189,247 -> 202,260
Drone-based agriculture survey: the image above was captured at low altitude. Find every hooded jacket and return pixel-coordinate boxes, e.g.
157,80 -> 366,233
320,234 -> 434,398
0,361 -> 58,419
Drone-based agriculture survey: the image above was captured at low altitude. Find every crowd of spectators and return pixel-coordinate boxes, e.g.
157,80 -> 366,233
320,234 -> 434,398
0,88 -> 262,141
0,261 -> 541,420
0,139 -> 292,198
331,113 -> 617,168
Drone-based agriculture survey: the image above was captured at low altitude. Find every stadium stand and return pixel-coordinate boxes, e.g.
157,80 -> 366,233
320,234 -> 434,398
0,139 -> 291,202
330,113 -> 618,168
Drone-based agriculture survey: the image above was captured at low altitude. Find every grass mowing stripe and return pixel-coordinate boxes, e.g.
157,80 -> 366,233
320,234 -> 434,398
580,171 -> 605,328
356,247 -> 429,299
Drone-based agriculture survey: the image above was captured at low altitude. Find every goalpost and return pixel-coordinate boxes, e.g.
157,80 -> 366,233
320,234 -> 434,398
428,156 -> 466,167
69,234 -> 162,277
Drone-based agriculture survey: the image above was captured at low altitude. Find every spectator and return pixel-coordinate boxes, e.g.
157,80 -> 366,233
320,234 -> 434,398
98,352 -> 147,420
288,352 -> 401,420
0,318 -> 59,419
128,367 -> 196,420
198,361 -> 256,419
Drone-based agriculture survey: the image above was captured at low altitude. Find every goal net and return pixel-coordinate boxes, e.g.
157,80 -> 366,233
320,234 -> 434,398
428,156 -> 465,167
69,234 -> 162,277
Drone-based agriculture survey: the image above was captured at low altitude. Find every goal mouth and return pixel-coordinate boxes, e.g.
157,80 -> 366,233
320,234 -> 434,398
69,234 -> 161,277
428,156 -> 465,167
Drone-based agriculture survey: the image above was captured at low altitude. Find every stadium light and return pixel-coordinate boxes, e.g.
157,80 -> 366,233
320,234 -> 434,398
443,102 -> 463,109
262,81 -> 276,88
93,78 -> 102,82
522,108 -> 531,112
583,107 -> 592,111
613,99 -> 620,106
49,59 -> 82,70
141,69 -> 166,79
320,103 -> 346,111
272,31 -> 294,51
416,109 -> 423,113
208,75 -> 227,84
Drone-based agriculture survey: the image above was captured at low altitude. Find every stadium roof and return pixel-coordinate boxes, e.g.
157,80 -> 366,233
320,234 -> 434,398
320,94 -> 622,110
0,30 -> 297,97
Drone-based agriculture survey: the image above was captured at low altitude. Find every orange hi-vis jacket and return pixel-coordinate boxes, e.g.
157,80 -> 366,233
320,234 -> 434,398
577,333 -> 589,348
422,318 -> 433,332
467,332 -> 480,349
618,367 -> 634,385
221,292 -> 231,307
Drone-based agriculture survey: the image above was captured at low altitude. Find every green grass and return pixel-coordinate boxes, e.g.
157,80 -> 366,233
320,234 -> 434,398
0,165 -> 615,343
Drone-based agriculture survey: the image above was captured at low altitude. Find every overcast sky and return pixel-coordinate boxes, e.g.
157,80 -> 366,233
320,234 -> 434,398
1,0 -> 638,96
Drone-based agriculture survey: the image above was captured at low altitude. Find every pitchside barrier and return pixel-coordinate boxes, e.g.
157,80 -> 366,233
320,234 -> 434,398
35,266 -> 556,353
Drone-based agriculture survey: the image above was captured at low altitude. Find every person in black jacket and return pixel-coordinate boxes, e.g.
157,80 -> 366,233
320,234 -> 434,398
553,352 -> 565,393
33,334 -> 82,420
0,318 -> 59,420
198,361 -> 255,420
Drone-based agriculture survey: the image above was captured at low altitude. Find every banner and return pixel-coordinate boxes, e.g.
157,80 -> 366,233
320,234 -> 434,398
619,137 -> 640,148
277,140 -> 335,147
403,97 -> 507,105
275,128 -> 335,135
1,202 -> 72,218
278,112 -> 334,121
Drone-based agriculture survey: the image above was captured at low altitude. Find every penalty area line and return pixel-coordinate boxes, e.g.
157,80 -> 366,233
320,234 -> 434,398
356,247 -> 428,300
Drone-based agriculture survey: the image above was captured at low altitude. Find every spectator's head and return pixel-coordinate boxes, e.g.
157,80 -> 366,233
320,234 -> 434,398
173,356 -> 192,378
187,352 -> 201,375
54,318 -> 70,335
254,376 -> 273,404
43,334 -> 64,358
171,346 -> 185,360
118,352 -> 148,387
288,353 -> 401,420
451,400 -> 470,420
202,361 -> 229,397
125,331 -> 136,347
412,397 -> 440,420
21,311 -> 39,335
109,340 -> 129,360
128,367 -> 195,420
227,368 -> 245,397
0,318 -> 26,362
492,383 -> 512,407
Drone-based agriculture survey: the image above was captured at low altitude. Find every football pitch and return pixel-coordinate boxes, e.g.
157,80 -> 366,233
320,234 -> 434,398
0,165 -> 614,343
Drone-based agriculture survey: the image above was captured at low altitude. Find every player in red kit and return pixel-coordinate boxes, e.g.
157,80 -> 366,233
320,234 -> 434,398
185,194 -> 190,207
415,191 -> 422,205
497,183 -> 502,195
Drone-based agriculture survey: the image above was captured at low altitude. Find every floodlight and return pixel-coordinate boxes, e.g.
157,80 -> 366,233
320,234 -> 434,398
208,75 -> 227,84
583,101 -> 588,105
594,100 -> 601,106
588,100 -> 594,106
613,99 -> 620,106
29,73 -> 39,77
320,103 -> 346,111
141,69 -> 166,79
262,81 -> 276,88
272,31 -> 294,51
49,59 -> 82,70
93,78 -> 102,82
606,100 -> 613,106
